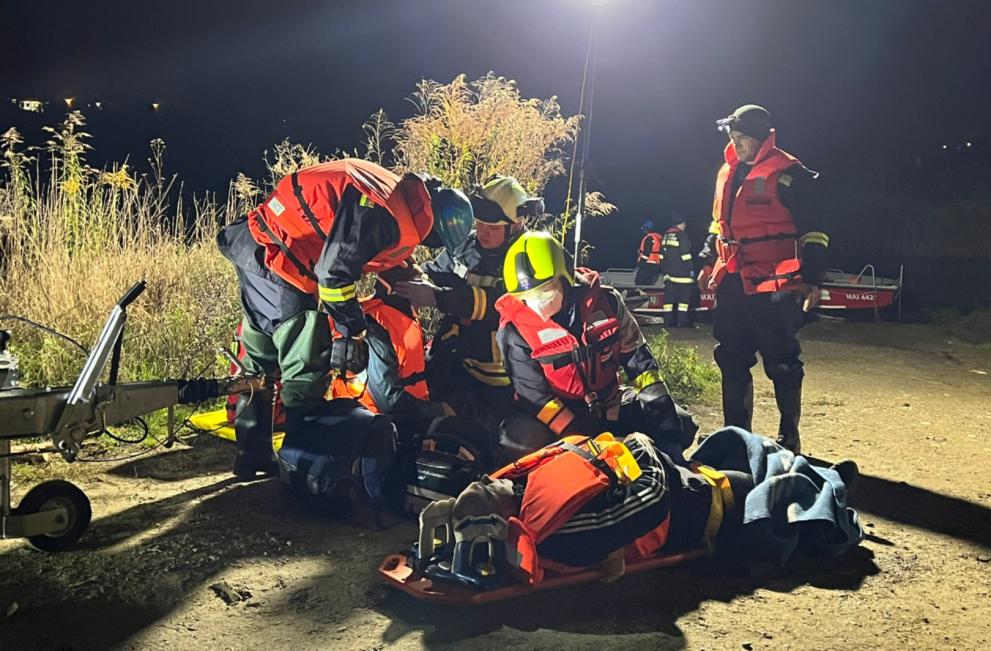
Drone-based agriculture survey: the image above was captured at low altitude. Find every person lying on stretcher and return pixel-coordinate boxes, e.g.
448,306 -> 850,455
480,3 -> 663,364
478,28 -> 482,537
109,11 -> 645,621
415,429 -> 862,589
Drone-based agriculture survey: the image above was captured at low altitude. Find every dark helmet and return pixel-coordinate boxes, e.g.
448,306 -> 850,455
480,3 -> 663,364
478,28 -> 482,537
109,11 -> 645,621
716,104 -> 772,141
641,219 -> 655,234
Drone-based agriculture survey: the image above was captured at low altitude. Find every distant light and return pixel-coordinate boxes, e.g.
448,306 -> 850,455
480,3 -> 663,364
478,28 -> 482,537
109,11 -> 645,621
19,99 -> 44,113
965,141 -> 972,148
94,101 -> 103,110
64,97 -> 75,108
9,98 -> 17,105
151,102 -> 160,110
941,144 -> 948,150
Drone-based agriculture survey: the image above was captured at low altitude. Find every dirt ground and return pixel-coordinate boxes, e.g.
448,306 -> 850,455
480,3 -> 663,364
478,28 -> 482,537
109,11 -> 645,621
2,320 -> 990,651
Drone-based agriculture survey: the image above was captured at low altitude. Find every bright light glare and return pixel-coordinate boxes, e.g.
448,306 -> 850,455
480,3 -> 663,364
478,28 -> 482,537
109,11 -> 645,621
64,97 -> 75,108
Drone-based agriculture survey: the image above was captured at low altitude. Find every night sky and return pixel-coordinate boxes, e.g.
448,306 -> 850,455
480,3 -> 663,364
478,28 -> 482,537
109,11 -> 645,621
3,0 -> 990,278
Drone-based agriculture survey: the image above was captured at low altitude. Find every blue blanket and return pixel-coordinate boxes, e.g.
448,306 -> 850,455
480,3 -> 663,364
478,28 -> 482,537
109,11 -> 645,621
690,427 -> 864,570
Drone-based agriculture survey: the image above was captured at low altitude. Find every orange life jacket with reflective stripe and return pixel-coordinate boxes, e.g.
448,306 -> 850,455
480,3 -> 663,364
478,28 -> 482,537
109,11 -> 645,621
711,130 -> 803,294
638,232 -> 662,264
491,435 -> 671,584
328,298 -> 430,411
246,159 -> 434,294
494,270 -> 622,404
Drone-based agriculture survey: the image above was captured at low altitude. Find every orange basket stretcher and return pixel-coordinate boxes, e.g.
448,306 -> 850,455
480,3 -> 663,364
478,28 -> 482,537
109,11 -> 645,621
377,547 -> 706,607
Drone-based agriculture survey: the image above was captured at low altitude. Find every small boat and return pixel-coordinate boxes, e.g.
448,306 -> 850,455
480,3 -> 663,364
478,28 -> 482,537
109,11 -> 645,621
601,264 -> 903,320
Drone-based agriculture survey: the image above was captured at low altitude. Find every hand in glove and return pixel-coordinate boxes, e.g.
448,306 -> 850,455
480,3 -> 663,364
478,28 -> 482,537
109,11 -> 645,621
393,279 -> 439,308
330,334 -> 369,374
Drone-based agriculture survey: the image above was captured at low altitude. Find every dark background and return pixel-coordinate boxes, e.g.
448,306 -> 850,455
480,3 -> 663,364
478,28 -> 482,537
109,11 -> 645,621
3,0 -> 990,308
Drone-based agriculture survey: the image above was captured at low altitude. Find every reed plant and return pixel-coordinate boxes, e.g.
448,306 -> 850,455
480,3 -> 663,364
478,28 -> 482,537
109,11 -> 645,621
0,112 -> 239,386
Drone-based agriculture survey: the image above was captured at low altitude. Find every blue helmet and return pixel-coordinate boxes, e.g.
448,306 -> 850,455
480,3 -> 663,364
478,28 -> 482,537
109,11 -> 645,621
428,186 -> 474,254
641,219 -> 655,234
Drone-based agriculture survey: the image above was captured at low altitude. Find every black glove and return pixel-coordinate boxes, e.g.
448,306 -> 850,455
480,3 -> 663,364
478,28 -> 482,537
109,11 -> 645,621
330,335 -> 369,374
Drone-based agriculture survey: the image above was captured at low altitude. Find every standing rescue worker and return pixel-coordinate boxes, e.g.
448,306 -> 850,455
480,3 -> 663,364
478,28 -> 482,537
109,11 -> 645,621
395,176 -> 542,426
634,220 -> 663,286
659,214 -> 695,328
697,105 -> 828,454
494,231 -> 697,463
217,158 -> 472,478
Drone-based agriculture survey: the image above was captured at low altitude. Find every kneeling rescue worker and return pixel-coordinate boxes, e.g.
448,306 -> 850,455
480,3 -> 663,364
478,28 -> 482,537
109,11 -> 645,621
217,158 -> 473,478
395,175 -> 541,426
494,231 -> 697,463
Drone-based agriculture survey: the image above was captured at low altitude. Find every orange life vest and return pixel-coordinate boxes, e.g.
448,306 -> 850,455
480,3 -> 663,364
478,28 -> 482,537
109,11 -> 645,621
711,130 -> 803,294
490,435 -> 671,584
329,297 -> 430,411
638,232 -> 662,264
494,270 -> 622,406
246,159 -> 434,294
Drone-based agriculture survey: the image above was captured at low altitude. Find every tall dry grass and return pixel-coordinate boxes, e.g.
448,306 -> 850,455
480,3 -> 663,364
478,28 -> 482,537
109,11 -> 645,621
0,112 -> 240,385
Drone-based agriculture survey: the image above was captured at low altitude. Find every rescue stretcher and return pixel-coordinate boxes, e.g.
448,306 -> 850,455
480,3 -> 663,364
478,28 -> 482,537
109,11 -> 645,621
602,264 -> 903,320
377,547 -> 706,606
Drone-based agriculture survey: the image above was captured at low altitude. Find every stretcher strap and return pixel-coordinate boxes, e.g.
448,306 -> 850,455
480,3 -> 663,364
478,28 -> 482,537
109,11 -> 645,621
691,463 -> 735,549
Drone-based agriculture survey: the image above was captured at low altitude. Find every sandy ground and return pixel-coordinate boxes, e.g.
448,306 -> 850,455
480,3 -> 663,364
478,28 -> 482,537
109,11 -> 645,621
2,320 -> 990,650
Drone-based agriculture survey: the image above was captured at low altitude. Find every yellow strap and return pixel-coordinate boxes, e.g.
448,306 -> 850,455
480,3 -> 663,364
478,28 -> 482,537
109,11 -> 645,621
319,284 -> 357,302
665,276 -> 695,284
692,464 -> 736,549
680,253 -> 692,260
631,369 -> 663,392
708,219 -> 722,235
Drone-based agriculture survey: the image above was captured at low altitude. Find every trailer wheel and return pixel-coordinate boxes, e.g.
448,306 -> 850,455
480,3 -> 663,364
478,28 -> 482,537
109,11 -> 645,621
17,480 -> 92,552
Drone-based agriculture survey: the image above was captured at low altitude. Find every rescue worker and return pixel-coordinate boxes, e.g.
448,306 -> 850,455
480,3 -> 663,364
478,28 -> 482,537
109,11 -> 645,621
217,158 -> 473,478
494,231 -> 697,464
659,214 -> 695,328
634,219 -> 663,286
697,105 -> 829,454
394,176 -> 542,428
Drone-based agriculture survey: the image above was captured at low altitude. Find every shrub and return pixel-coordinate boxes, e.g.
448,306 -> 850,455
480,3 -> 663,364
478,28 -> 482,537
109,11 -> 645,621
364,73 -> 615,257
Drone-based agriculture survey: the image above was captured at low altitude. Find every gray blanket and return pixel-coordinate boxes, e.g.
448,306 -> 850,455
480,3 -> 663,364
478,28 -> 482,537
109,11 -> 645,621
690,426 -> 864,570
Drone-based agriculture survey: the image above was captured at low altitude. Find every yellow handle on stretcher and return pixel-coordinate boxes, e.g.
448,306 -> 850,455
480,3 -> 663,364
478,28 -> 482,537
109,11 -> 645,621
587,433 -> 642,484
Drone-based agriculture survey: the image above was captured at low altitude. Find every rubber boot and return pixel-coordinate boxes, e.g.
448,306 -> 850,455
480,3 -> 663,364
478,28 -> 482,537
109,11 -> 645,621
721,377 -> 754,432
233,391 -> 277,479
774,384 -> 802,455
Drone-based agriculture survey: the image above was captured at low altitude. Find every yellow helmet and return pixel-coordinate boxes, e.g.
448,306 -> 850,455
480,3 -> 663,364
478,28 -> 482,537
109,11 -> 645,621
503,231 -> 574,297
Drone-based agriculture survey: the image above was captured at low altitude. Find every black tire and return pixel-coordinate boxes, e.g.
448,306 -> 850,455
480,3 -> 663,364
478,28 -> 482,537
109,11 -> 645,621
17,480 -> 92,552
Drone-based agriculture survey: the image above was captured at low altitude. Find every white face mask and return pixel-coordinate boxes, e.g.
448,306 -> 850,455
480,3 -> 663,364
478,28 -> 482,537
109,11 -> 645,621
524,291 -> 563,320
